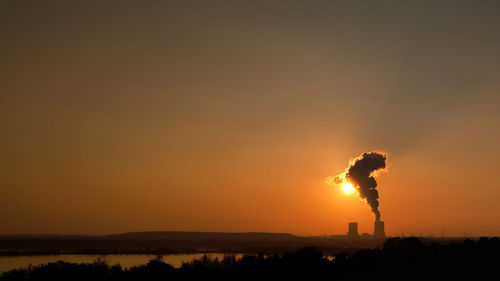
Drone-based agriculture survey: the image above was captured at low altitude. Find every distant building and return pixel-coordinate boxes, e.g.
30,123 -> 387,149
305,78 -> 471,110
348,222 -> 359,238
360,233 -> 371,238
373,221 -> 385,239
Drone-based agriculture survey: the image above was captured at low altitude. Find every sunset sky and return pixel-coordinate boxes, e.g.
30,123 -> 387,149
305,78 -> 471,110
1,1 -> 500,237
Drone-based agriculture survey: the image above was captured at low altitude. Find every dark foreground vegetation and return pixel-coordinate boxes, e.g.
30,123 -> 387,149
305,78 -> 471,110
2,237 -> 499,281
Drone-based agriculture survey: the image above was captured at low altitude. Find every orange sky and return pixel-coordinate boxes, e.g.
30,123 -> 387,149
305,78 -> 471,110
1,1 -> 500,237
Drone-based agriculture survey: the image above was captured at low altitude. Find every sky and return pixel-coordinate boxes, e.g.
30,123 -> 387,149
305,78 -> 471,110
1,1 -> 500,237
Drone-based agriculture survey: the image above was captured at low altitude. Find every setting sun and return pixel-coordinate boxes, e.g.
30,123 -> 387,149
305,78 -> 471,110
342,182 -> 355,195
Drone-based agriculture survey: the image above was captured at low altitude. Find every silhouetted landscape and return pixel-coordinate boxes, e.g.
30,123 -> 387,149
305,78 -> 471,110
3,1 -> 500,280
2,237 -> 499,280
0,232 -> 383,256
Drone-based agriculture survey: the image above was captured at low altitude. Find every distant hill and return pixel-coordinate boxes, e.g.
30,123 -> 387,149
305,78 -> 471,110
0,231 -> 382,255
103,231 -> 297,241
0,234 -> 95,239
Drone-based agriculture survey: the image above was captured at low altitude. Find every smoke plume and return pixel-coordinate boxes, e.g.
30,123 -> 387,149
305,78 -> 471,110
335,151 -> 387,221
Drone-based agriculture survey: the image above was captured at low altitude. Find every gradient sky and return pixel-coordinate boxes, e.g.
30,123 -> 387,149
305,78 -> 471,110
1,1 -> 500,236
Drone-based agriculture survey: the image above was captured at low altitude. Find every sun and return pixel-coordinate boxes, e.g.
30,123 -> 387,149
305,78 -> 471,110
342,182 -> 355,195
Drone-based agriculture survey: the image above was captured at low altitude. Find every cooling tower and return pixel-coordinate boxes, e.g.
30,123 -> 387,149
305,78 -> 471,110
373,220 -> 385,239
347,222 -> 358,238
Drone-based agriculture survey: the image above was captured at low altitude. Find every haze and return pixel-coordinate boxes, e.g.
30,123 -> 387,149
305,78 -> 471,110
1,1 -> 500,237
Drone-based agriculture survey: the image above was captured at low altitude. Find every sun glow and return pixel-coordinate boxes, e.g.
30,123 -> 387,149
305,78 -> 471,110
342,182 -> 355,195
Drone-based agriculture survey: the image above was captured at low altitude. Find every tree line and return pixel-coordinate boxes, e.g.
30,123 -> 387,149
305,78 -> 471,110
1,237 -> 499,280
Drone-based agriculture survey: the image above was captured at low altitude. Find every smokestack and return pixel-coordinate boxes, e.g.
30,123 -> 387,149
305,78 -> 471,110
373,220 -> 385,239
347,222 -> 359,238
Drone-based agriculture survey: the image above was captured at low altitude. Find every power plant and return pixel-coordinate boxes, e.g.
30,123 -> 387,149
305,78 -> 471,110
347,222 -> 359,238
373,220 -> 386,239
345,221 -> 386,239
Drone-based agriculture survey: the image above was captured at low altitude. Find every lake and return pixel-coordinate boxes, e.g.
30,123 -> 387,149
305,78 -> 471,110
0,253 -> 243,273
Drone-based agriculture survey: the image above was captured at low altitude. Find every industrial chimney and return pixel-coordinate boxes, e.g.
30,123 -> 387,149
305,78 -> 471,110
347,222 -> 359,238
373,221 -> 385,239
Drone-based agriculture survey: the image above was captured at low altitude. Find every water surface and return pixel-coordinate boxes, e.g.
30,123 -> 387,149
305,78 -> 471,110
0,253 -> 242,273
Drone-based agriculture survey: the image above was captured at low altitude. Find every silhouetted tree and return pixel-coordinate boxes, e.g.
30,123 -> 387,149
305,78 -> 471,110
2,239 -> 500,281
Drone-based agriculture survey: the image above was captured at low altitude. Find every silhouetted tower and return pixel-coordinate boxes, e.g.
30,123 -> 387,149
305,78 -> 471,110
347,222 -> 359,238
373,221 -> 385,239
